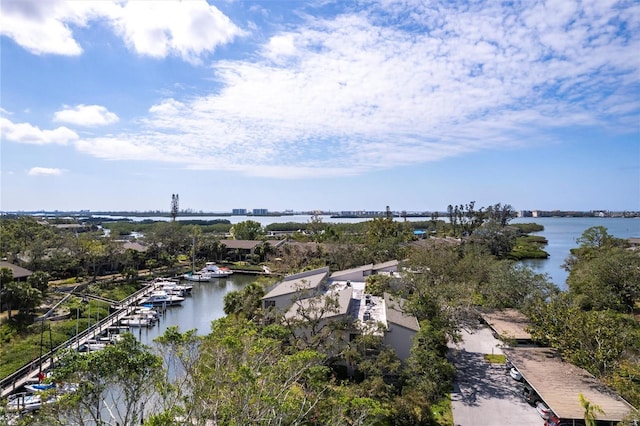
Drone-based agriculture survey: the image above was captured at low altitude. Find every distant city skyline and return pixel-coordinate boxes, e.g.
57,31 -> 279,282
1,1 -> 638,212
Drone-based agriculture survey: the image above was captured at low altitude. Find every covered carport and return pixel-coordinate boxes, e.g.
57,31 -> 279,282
503,347 -> 635,425
481,309 -> 533,345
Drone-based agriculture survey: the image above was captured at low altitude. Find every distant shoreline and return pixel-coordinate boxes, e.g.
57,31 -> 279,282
2,210 -> 639,219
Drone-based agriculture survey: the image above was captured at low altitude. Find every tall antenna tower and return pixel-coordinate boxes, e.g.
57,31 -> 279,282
171,194 -> 179,221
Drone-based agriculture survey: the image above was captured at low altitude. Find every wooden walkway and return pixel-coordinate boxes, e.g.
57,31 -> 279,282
0,283 -> 160,399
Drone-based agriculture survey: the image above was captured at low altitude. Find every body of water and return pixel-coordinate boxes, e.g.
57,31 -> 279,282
512,217 -> 640,290
136,274 -> 256,345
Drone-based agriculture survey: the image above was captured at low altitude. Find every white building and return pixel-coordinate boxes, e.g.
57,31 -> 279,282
262,267 -> 330,311
266,262 -> 419,362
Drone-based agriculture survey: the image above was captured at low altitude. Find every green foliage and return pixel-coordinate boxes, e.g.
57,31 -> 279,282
479,261 -> 558,311
365,274 -> 392,297
605,359 -> 640,412
527,294 -> 639,376
509,235 -> 549,260
510,223 -> 544,233
229,220 -> 265,240
567,246 -> 640,312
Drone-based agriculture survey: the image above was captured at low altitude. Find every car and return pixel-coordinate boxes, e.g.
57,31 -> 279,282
521,385 -> 539,405
536,401 -> 553,419
509,367 -> 522,381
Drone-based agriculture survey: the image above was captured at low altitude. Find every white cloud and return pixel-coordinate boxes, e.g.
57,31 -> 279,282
0,0 -> 242,61
27,167 -> 65,176
53,104 -> 119,127
99,1 -> 634,178
6,1 -> 638,179
0,117 -> 78,145
111,1 -> 244,63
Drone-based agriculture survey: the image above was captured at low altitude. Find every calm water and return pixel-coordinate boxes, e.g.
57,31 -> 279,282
136,274 -> 256,345
513,217 -> 640,290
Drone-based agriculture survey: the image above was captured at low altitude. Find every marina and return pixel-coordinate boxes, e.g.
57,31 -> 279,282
0,273 -> 255,402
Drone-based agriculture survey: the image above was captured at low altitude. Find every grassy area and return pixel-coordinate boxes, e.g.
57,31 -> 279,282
0,281 -> 138,380
509,235 -> 549,260
432,395 -> 454,426
483,354 -> 507,364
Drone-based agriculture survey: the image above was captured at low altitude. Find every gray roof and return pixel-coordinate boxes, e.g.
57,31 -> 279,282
330,264 -> 373,279
262,267 -> 329,299
330,260 -> 399,280
284,287 -> 353,321
481,309 -> 532,340
0,261 -> 33,279
503,347 -> 635,421
373,260 -> 399,270
221,239 -> 284,250
383,293 -> 420,331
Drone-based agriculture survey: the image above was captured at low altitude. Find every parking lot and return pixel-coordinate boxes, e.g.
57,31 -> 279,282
448,325 -> 542,426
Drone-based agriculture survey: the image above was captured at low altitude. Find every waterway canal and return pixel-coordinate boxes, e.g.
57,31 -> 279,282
136,274 -> 256,345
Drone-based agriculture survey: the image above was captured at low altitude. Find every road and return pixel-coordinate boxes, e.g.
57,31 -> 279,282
448,324 -> 543,426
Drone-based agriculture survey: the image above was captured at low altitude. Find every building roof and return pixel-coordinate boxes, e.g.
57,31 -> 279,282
0,261 -> 33,279
481,309 -> 532,340
284,286 -> 353,321
503,347 -> 635,422
384,293 -> 420,332
121,241 -> 148,252
329,260 -> 399,280
373,259 -> 399,270
330,264 -> 374,279
220,239 -> 284,250
262,267 -> 329,299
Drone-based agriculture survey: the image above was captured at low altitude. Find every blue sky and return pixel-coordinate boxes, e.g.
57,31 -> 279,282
1,0 -> 639,213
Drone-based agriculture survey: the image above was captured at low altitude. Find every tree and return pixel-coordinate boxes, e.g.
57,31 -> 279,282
0,266 -> 13,317
230,220 -> 265,240
526,294 -> 637,376
365,274 -> 391,297
566,247 -> 640,312
4,280 -> 42,316
480,262 -> 557,311
364,216 -> 410,263
579,393 -> 604,426
403,319 -> 455,404
43,333 -> 164,426
27,271 -> 50,297
174,317 -> 332,425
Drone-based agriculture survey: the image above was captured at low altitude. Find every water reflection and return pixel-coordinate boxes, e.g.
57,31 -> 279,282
136,274 -> 256,344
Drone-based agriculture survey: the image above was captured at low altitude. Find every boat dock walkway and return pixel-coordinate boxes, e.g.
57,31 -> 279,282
0,282 -> 163,399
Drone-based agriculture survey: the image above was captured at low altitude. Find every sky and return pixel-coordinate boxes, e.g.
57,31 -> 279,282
1,0 -> 639,214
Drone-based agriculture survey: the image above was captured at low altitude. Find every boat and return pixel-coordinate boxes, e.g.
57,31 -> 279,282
120,315 -> 155,327
6,392 -> 56,413
203,262 -> 233,277
182,271 -> 213,282
158,280 -> 192,296
24,382 -> 55,393
78,340 -> 107,352
139,290 -> 184,306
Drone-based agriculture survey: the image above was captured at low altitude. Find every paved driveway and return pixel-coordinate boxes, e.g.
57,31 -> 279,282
449,325 -> 542,426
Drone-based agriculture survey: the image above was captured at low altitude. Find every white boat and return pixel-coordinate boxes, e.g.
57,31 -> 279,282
120,315 -> 155,327
158,281 -> 192,296
204,262 -> 233,277
6,392 -> 56,413
78,340 -> 107,352
182,271 -> 213,282
139,290 -> 184,306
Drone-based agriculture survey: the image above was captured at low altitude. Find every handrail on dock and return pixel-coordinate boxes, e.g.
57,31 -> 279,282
0,282 -> 159,398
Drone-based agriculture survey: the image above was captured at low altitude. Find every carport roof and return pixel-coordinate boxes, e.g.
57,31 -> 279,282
481,309 -> 532,340
503,347 -> 635,422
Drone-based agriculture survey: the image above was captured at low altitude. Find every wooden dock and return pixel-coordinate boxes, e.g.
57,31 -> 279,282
0,282 -> 161,399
